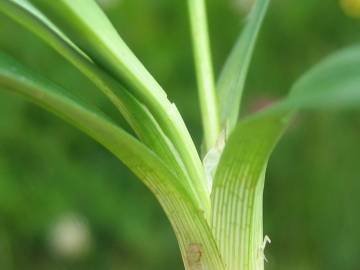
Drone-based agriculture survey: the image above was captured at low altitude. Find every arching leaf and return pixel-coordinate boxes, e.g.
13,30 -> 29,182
0,53 -> 225,270
29,0 -> 207,202
0,0 -> 208,210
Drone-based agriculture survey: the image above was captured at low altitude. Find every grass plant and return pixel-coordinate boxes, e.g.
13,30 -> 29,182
0,1 -> 359,269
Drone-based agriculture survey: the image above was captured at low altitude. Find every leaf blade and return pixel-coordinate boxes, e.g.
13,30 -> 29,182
29,0 -> 208,204
217,0 -> 270,132
0,0 -> 209,210
0,53 -> 225,270
211,45 -> 360,269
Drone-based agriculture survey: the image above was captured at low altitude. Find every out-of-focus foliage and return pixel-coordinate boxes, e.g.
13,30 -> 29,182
340,0 -> 360,18
0,0 -> 359,269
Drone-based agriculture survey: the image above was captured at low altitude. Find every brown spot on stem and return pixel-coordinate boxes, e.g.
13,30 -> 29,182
187,243 -> 203,269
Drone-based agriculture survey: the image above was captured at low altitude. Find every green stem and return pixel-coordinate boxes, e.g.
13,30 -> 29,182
187,0 -> 220,151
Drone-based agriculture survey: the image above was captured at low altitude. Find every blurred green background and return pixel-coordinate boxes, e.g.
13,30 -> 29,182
0,0 -> 360,269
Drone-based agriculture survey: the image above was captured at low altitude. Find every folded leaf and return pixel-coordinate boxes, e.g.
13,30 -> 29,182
217,0 -> 270,132
211,45 -> 360,269
0,53 -> 225,270
211,112 -> 290,270
0,0 -> 208,210
29,0 -> 208,203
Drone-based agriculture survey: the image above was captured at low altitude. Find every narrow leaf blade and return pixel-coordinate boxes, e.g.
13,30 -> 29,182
217,0 -> 270,132
0,0 -> 207,209
29,0 -> 208,203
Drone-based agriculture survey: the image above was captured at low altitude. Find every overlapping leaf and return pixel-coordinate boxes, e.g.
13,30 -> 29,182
0,0 -> 210,210
0,53 -> 225,270
29,0 -> 208,204
211,46 -> 360,269
2,1 -> 359,270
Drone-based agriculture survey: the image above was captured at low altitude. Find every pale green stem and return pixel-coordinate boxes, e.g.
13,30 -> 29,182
187,0 -> 220,150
